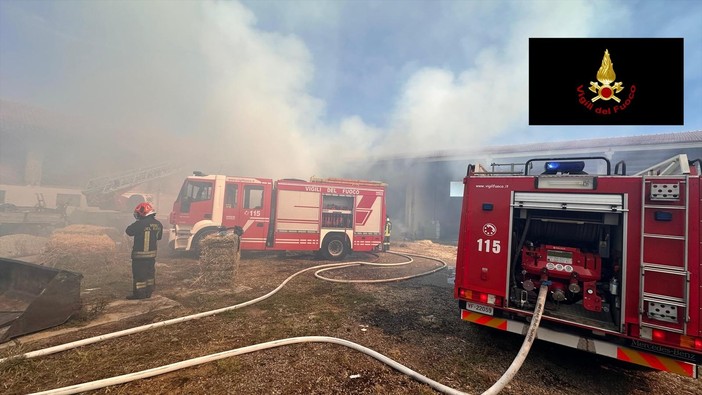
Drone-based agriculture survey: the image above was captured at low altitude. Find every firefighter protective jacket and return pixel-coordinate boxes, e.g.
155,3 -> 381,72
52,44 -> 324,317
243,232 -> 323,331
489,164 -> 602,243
126,215 -> 163,259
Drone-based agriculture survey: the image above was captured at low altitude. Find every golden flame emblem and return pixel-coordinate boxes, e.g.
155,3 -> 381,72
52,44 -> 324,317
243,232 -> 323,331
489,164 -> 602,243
589,49 -> 624,102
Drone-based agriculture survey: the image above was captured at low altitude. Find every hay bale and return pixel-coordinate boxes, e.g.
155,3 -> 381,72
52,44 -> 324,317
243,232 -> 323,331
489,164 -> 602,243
198,233 -> 240,288
54,224 -> 115,235
0,234 -> 48,257
55,224 -> 122,241
55,224 -> 129,252
39,231 -> 117,270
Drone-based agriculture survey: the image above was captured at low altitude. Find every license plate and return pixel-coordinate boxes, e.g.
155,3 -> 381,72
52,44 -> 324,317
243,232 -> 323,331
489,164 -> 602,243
465,302 -> 494,316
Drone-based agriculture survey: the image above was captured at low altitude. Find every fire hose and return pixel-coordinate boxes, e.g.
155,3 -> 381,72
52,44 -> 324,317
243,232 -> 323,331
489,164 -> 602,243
1,252 -> 439,363
3,253 -> 548,395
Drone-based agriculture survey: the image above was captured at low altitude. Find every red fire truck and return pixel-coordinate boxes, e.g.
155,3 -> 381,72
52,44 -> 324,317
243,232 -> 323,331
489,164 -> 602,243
454,154 -> 702,378
168,173 -> 387,259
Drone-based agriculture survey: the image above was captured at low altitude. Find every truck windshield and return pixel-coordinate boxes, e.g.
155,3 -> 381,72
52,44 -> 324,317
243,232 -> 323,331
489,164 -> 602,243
182,181 -> 213,202
179,180 -> 213,213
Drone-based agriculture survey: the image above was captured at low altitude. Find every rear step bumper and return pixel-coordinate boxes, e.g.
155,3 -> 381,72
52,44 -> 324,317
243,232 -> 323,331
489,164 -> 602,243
461,309 -> 700,379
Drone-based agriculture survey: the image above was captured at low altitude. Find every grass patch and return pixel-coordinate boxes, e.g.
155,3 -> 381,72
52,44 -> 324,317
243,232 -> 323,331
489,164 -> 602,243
166,291 -> 213,307
215,358 -> 244,375
0,343 -> 30,372
0,345 -> 38,393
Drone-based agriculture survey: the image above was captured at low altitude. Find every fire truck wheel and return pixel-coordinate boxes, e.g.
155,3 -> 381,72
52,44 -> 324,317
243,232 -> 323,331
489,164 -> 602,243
322,235 -> 348,260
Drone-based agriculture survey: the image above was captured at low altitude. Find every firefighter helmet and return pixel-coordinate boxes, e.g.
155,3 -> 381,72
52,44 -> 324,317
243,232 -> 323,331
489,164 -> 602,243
133,202 -> 155,219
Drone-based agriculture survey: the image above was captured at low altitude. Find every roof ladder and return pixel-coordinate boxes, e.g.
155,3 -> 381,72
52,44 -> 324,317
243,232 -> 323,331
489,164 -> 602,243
83,162 -> 179,196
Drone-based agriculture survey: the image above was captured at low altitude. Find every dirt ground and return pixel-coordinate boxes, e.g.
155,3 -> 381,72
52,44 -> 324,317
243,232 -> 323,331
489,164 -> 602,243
1,240 -> 701,395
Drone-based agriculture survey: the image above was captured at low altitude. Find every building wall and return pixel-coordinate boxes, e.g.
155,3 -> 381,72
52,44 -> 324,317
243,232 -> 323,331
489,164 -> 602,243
0,183 -> 88,209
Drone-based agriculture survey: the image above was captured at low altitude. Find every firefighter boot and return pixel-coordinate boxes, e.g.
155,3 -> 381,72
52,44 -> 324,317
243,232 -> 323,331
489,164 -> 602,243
127,280 -> 149,300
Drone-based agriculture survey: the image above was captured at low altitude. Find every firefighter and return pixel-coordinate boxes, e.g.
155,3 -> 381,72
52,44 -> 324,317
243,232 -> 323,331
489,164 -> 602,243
383,216 -> 392,252
125,202 -> 163,300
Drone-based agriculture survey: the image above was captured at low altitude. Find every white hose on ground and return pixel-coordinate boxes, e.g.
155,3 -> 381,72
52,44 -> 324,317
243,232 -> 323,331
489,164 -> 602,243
0,262 -> 349,364
13,253 -> 548,395
30,283 -> 550,395
482,283 -> 549,395
0,252 -> 443,364
315,251 -> 447,283
29,336 -> 467,395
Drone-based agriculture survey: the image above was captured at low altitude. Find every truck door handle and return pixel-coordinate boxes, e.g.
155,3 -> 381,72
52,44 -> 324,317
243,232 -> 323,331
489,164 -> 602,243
204,214 -> 212,219
257,222 -> 264,227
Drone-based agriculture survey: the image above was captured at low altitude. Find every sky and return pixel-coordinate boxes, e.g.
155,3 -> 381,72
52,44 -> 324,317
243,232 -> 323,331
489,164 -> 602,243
0,0 -> 700,179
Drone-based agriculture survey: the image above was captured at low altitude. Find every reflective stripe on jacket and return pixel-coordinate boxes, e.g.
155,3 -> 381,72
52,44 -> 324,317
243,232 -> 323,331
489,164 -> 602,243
126,215 -> 164,260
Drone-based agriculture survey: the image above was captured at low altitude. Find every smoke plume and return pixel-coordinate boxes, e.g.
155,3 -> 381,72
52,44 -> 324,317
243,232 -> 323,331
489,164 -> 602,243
1,0 -> 698,186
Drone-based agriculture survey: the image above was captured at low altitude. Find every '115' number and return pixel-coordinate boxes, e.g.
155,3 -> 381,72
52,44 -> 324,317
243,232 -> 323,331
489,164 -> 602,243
477,238 -> 501,254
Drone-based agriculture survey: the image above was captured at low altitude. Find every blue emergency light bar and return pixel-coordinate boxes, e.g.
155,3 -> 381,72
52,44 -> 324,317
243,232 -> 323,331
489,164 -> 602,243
543,161 -> 585,174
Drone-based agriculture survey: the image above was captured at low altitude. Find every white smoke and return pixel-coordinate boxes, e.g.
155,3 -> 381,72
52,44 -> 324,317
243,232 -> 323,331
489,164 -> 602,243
1,0 -> 695,184
194,1 -> 324,177
378,1 -> 630,155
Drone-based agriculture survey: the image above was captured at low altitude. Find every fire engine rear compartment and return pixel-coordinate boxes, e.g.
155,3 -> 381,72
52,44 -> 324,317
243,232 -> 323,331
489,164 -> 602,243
456,155 -> 701,377
507,196 -> 625,333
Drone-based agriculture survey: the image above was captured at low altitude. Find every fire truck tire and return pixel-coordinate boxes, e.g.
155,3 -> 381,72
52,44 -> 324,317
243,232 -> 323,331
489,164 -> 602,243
321,235 -> 348,260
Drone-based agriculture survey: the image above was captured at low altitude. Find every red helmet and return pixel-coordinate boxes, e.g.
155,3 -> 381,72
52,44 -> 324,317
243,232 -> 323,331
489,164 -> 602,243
133,202 -> 155,219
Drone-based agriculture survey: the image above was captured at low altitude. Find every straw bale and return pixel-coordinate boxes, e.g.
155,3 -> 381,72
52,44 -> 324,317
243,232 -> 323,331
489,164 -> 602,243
39,231 -> 117,270
56,224 -> 123,241
0,234 -> 48,257
55,224 -> 115,235
54,223 -> 131,252
198,233 -> 240,288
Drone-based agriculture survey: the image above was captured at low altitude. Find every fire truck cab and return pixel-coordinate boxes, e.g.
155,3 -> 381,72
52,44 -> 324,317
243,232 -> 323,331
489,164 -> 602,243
455,154 -> 702,378
169,173 -> 387,259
